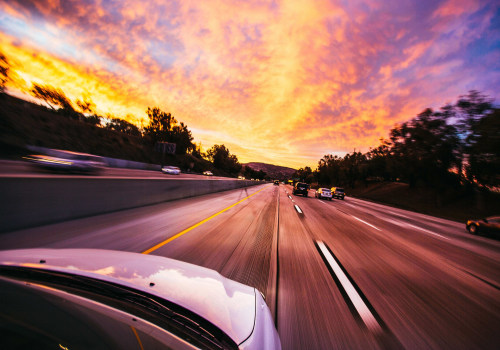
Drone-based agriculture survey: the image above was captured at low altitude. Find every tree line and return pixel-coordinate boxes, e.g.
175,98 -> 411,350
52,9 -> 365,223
294,90 -> 499,191
0,52 -> 246,176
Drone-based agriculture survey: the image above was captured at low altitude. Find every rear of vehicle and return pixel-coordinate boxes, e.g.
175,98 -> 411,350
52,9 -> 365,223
274,180 -> 279,185
293,182 -> 309,197
315,188 -> 332,200
162,166 -> 181,175
331,187 -> 345,200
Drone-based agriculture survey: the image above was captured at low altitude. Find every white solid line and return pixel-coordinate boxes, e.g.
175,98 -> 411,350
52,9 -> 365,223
316,241 -> 382,334
294,204 -> 303,214
384,219 -> 449,240
352,216 -> 381,231
407,223 -> 450,240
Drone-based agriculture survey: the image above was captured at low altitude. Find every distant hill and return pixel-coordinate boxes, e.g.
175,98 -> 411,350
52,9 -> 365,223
244,162 -> 296,180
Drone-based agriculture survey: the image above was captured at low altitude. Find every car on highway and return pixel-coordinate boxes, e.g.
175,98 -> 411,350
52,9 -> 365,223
466,216 -> 500,235
161,165 -> 181,175
24,150 -> 105,174
203,170 -> 214,176
0,248 -> 281,350
331,187 -> 345,200
292,182 -> 309,197
274,180 -> 279,185
315,188 -> 332,200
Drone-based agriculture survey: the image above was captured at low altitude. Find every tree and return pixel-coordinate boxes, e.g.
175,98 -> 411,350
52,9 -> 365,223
242,166 -> 267,180
455,90 -> 494,183
144,107 -> 177,143
76,96 -> 96,114
0,53 -> 9,93
76,96 -> 101,126
29,83 -> 81,119
466,108 -> 500,187
171,122 -> 194,155
30,83 -> 73,110
292,166 -> 314,184
143,107 -> 195,155
206,144 -> 242,175
389,107 -> 459,188
366,139 -> 392,181
106,116 -> 141,137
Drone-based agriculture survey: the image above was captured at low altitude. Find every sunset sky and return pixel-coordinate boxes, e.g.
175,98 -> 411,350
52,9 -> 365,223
1,0 -> 499,169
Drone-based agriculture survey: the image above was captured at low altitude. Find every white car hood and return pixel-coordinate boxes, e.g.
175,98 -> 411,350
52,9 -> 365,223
0,248 -> 256,345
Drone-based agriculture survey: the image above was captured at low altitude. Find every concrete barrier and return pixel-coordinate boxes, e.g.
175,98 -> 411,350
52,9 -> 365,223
0,177 -> 260,232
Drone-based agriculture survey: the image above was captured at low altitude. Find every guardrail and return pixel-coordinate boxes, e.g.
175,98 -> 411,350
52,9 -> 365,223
0,177 -> 259,232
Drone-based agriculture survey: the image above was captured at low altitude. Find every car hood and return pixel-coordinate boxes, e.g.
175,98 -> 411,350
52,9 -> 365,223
0,248 -> 257,345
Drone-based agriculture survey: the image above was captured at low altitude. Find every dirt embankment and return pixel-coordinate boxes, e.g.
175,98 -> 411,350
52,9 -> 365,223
347,181 -> 499,223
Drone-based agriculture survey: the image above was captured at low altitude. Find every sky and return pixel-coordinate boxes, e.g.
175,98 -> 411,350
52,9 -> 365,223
1,0 -> 499,169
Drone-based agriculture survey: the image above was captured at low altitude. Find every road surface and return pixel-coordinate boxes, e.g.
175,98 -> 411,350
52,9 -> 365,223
1,183 -> 499,349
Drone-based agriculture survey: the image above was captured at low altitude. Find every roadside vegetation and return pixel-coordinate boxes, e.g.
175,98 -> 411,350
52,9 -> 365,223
0,52 -> 247,177
1,51 -> 498,220
291,91 -> 499,221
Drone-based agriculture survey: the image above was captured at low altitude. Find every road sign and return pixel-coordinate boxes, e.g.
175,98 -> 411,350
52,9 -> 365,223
155,142 -> 176,155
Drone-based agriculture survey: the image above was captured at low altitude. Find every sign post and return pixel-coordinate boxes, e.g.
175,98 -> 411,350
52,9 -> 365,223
155,142 -> 176,167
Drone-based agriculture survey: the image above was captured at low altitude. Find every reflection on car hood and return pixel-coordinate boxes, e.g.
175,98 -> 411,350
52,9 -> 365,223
0,248 -> 256,344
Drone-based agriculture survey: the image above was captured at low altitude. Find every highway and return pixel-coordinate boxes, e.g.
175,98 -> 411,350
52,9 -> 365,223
0,160 -> 230,179
1,183 -> 499,349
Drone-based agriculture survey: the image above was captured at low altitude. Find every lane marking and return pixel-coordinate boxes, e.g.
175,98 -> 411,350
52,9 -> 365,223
294,205 -> 303,214
142,186 -> 268,254
352,216 -> 381,231
316,241 -> 382,334
407,223 -> 449,240
130,326 -> 145,350
385,219 -> 449,240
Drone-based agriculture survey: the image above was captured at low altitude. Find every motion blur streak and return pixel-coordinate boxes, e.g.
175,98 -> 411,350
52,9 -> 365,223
141,186 -> 268,254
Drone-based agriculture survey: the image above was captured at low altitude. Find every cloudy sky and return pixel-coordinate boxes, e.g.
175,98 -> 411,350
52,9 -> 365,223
1,0 -> 499,168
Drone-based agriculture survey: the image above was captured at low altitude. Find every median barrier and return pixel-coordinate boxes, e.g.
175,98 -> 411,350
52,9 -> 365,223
0,177 -> 259,232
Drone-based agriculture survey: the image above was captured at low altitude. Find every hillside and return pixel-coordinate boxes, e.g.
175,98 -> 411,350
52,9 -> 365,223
347,181 -> 500,223
0,93 -> 212,172
244,162 -> 295,180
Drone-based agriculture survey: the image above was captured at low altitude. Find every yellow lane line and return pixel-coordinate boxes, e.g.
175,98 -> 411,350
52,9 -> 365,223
142,186 -> 268,255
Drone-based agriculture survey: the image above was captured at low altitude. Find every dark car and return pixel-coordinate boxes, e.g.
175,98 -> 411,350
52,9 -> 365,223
466,216 -> 500,235
293,182 -> 309,197
331,187 -> 345,200
274,180 -> 279,185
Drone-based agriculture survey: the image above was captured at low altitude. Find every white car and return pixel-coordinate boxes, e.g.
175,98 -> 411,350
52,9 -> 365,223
162,165 -> 181,175
315,188 -> 332,200
0,249 -> 281,350
203,171 -> 213,176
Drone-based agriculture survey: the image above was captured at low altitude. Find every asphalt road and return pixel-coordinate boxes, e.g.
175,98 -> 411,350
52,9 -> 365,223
1,183 -> 499,349
0,159 -> 232,180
